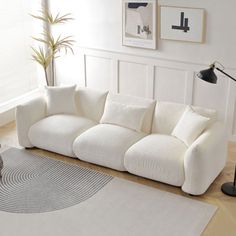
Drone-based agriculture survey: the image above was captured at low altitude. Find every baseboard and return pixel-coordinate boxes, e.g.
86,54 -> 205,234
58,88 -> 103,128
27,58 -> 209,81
0,89 -> 42,127
0,109 -> 15,127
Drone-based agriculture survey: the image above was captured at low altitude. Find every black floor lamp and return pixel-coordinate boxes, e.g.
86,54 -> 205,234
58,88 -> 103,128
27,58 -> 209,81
197,61 -> 236,197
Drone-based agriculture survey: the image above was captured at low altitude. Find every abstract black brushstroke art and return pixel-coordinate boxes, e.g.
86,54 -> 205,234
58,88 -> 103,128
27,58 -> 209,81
128,3 -> 148,9
160,6 -> 205,43
171,12 -> 190,33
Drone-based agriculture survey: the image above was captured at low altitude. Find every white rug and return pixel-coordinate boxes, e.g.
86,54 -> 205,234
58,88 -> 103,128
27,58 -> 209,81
0,177 -> 216,236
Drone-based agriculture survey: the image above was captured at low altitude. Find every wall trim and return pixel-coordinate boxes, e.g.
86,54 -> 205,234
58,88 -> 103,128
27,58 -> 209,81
0,89 -> 42,127
78,46 -> 236,72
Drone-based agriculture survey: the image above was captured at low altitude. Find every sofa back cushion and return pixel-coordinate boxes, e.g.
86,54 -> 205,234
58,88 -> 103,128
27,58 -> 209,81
152,101 -> 217,135
106,93 -> 156,134
75,87 -> 108,122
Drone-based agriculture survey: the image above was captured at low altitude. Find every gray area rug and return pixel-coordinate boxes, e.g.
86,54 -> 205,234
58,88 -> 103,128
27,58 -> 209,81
0,148 -> 217,236
0,148 -> 113,213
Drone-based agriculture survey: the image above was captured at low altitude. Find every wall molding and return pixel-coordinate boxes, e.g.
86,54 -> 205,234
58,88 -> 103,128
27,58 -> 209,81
77,46 -> 236,72
0,89 -> 42,127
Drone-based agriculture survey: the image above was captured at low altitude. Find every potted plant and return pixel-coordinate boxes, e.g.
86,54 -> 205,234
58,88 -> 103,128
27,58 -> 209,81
31,6 -> 75,86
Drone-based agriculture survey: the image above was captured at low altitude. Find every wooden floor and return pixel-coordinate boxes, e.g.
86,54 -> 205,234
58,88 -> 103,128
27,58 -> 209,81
0,122 -> 236,236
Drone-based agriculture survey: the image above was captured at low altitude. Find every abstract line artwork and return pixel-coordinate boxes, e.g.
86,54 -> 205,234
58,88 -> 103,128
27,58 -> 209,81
171,12 -> 190,33
160,6 -> 205,43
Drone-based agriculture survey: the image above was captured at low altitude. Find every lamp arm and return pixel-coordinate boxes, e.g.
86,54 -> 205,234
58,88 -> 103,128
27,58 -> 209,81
215,67 -> 236,82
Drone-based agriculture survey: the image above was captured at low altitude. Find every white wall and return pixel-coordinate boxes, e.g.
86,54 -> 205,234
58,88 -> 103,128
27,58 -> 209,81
50,0 -> 236,141
0,0 -> 42,104
0,0 -> 45,127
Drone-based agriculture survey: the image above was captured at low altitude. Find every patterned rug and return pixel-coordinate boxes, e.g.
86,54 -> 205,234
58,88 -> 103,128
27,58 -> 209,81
0,148 -> 113,213
0,148 -> 217,236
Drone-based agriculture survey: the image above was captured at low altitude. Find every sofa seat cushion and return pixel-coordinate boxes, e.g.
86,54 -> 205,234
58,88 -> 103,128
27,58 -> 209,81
28,115 -> 96,157
73,124 -> 146,171
124,134 -> 187,186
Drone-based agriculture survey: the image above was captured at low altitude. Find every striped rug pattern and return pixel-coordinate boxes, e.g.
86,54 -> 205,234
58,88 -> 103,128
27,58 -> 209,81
0,148 -> 113,213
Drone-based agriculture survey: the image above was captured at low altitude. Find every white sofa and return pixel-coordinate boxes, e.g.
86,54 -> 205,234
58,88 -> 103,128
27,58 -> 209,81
16,87 -> 227,195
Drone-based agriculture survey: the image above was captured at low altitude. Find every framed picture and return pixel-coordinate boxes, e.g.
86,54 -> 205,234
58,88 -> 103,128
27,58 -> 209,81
122,0 -> 157,49
160,6 -> 205,43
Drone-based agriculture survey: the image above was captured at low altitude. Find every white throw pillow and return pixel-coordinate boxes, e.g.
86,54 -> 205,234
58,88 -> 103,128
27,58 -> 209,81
172,106 -> 210,146
100,100 -> 147,132
45,85 -> 77,116
107,93 -> 156,134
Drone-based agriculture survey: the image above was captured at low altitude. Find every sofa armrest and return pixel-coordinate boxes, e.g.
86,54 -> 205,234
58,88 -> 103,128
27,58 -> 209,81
16,96 -> 46,147
182,122 -> 227,195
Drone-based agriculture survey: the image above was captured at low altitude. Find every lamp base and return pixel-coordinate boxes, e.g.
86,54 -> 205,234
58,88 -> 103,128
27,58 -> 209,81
221,182 -> 236,196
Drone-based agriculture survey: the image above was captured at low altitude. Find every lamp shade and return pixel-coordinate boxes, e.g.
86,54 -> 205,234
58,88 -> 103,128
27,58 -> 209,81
197,67 -> 218,84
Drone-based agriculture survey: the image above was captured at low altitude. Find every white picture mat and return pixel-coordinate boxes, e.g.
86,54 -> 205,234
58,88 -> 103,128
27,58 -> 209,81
122,0 -> 157,49
160,6 -> 205,43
